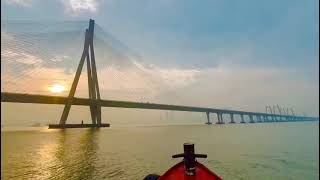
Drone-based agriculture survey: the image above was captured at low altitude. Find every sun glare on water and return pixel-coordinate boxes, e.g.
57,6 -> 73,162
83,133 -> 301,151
48,84 -> 66,93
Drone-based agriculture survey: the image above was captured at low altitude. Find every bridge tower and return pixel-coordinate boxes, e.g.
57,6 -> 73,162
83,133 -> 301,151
49,19 -> 108,129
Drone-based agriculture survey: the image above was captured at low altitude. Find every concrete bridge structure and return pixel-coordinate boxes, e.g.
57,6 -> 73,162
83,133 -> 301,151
1,19 -> 318,128
1,92 -> 318,127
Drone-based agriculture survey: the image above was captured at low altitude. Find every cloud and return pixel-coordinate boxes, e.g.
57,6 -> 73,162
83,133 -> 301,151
4,0 -> 32,7
131,60 -> 200,88
1,67 -> 73,95
95,60 -> 200,101
154,65 -> 319,116
2,50 -> 42,65
1,53 -> 201,101
2,44 -> 317,116
62,0 -> 98,15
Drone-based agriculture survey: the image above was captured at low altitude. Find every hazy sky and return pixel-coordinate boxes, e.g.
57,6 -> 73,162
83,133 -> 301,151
1,0 -> 319,125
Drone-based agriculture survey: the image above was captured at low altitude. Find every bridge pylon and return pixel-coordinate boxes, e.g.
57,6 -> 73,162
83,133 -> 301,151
49,19 -> 109,129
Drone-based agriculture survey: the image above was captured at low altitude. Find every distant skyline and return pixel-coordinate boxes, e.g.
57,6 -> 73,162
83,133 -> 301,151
1,0 -> 319,126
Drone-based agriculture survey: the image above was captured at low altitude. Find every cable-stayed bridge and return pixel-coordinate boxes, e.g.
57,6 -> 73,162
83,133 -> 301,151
1,19 -> 318,128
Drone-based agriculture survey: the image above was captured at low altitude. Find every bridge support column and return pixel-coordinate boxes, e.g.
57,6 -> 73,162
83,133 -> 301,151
257,115 -> 262,123
279,115 -> 283,122
216,113 -> 220,124
277,115 -> 281,122
263,115 -> 267,122
249,115 -> 254,123
220,113 -> 224,124
216,113 -> 224,124
240,114 -> 245,123
205,112 -> 212,125
230,114 -> 235,123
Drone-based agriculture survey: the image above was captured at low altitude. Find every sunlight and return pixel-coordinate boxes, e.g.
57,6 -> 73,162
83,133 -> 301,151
48,84 -> 66,93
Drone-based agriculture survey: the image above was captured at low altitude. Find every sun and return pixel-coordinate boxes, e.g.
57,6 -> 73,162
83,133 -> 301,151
48,84 -> 66,93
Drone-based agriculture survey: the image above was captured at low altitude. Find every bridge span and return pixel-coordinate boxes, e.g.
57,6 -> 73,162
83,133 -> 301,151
2,92 -> 318,125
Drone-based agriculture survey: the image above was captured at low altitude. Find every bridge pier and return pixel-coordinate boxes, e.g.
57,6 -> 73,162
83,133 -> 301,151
273,115 -> 277,122
229,113 -> 235,123
256,115 -> 262,123
288,116 -> 291,121
216,113 -> 224,124
221,113 -> 225,124
277,115 -> 281,122
249,114 -> 255,123
240,114 -> 245,123
205,112 -> 212,125
285,116 -> 289,122
280,115 -> 284,122
263,115 -> 267,122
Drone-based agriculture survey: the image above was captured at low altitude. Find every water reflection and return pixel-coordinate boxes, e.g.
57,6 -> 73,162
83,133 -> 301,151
51,129 -> 100,180
2,123 -> 318,180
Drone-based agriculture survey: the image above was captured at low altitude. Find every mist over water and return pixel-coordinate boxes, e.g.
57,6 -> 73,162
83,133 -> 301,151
1,122 -> 318,180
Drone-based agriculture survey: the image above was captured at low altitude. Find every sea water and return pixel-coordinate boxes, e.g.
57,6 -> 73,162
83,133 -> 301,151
1,122 -> 319,180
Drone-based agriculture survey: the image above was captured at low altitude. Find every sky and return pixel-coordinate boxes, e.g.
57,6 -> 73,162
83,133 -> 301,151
1,0 -> 319,126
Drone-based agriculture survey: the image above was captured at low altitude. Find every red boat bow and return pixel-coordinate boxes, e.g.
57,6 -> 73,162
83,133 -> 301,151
158,161 -> 222,180
144,143 -> 223,180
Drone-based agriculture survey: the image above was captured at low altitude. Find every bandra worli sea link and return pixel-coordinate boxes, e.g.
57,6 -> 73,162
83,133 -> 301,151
1,19 -> 318,129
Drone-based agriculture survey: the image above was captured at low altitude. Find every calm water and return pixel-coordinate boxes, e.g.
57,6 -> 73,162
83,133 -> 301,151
1,122 -> 319,180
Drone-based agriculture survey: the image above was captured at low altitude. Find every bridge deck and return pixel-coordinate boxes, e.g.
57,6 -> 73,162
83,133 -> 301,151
2,92 -> 318,121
